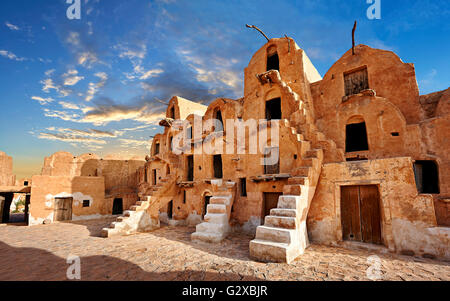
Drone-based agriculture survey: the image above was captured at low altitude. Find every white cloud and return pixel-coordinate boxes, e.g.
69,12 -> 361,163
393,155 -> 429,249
78,51 -> 99,68
63,69 -> 84,86
139,68 -> 164,80
0,50 -> 25,61
85,72 -> 108,102
5,22 -> 20,31
32,96 -> 54,105
58,101 -> 81,110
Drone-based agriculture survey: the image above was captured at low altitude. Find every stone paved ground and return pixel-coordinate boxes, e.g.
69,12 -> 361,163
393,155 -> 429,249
0,218 -> 448,281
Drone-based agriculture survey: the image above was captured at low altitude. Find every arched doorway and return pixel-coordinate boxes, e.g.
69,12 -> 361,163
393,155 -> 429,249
345,116 -> 369,153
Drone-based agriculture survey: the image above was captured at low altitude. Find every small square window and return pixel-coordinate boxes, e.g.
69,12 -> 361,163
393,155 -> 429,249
83,200 -> 90,207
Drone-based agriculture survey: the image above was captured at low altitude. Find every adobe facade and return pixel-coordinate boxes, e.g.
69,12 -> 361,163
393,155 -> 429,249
1,37 -> 448,263
102,38 -> 448,262
28,152 -> 145,225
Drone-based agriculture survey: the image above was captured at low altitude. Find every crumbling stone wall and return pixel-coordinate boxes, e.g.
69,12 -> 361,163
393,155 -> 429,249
0,151 -> 16,186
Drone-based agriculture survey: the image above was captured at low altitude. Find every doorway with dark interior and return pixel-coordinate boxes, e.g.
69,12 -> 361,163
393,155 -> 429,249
112,198 -> 123,215
187,155 -> 194,181
266,98 -> 282,121
413,160 -> 440,194
262,192 -> 282,219
267,52 -> 279,71
213,155 -> 223,179
345,122 -> 369,153
203,195 -> 211,219
167,200 -> 173,219
0,193 -> 29,225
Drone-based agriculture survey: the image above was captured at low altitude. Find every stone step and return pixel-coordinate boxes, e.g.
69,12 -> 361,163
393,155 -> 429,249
116,216 -> 128,222
265,216 -> 297,229
277,195 -> 301,209
249,239 -> 300,264
207,204 -> 226,214
301,158 -> 315,167
283,184 -> 302,196
270,208 -> 297,217
210,196 -> 231,205
100,228 -> 110,237
123,210 -> 133,217
135,201 -> 143,206
295,166 -> 311,177
129,205 -> 139,211
196,222 -> 229,234
191,231 -> 226,243
306,149 -> 324,161
204,213 -> 228,224
288,177 -> 307,185
255,226 -> 296,244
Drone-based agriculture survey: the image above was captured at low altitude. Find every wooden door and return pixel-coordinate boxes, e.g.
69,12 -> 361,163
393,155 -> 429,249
263,193 -> 282,218
359,186 -> 382,244
54,197 -> 73,221
340,185 -> 381,245
341,186 -> 361,241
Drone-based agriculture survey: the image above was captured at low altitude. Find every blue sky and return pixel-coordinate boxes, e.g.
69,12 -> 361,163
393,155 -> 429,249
0,0 -> 449,179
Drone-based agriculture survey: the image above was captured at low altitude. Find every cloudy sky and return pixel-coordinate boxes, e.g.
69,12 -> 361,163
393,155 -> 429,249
0,0 -> 449,179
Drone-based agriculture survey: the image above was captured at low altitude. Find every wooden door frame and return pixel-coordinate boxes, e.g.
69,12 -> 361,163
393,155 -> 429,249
333,180 -> 394,250
53,197 -> 73,222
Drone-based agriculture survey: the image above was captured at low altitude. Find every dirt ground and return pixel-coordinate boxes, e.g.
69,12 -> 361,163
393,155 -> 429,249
0,217 -> 448,281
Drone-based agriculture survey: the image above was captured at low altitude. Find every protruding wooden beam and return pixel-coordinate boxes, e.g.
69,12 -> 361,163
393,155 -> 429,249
352,21 -> 357,55
246,24 -> 270,42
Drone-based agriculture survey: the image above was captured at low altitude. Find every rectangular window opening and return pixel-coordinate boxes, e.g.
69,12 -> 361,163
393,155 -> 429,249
344,67 -> 369,96
240,178 -> 247,197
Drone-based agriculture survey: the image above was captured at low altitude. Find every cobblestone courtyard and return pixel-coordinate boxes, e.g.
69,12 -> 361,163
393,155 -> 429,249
0,218 -> 448,281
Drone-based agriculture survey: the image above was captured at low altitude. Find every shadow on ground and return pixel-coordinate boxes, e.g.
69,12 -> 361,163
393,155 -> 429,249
0,241 -> 262,281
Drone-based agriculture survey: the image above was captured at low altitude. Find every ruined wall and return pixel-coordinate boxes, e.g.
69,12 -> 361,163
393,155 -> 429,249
29,175 -> 105,225
30,151 -> 145,225
308,157 -> 449,259
311,45 -> 422,126
0,151 -> 16,186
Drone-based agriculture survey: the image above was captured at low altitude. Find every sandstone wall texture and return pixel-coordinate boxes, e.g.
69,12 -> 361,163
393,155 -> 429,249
0,151 -> 15,186
29,152 -> 145,225
135,38 -> 448,260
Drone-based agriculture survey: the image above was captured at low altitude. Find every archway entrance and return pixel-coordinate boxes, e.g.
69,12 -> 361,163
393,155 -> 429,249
202,195 -> 212,219
345,118 -> 369,153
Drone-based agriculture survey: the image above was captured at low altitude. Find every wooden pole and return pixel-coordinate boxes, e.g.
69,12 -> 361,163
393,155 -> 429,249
246,24 -> 270,42
352,21 -> 357,55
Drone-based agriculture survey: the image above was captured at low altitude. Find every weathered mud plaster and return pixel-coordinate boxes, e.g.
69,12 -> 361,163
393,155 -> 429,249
4,36 -> 448,264
186,212 -> 202,226
72,214 -> 113,221
231,216 -> 262,234
391,219 -> 449,259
